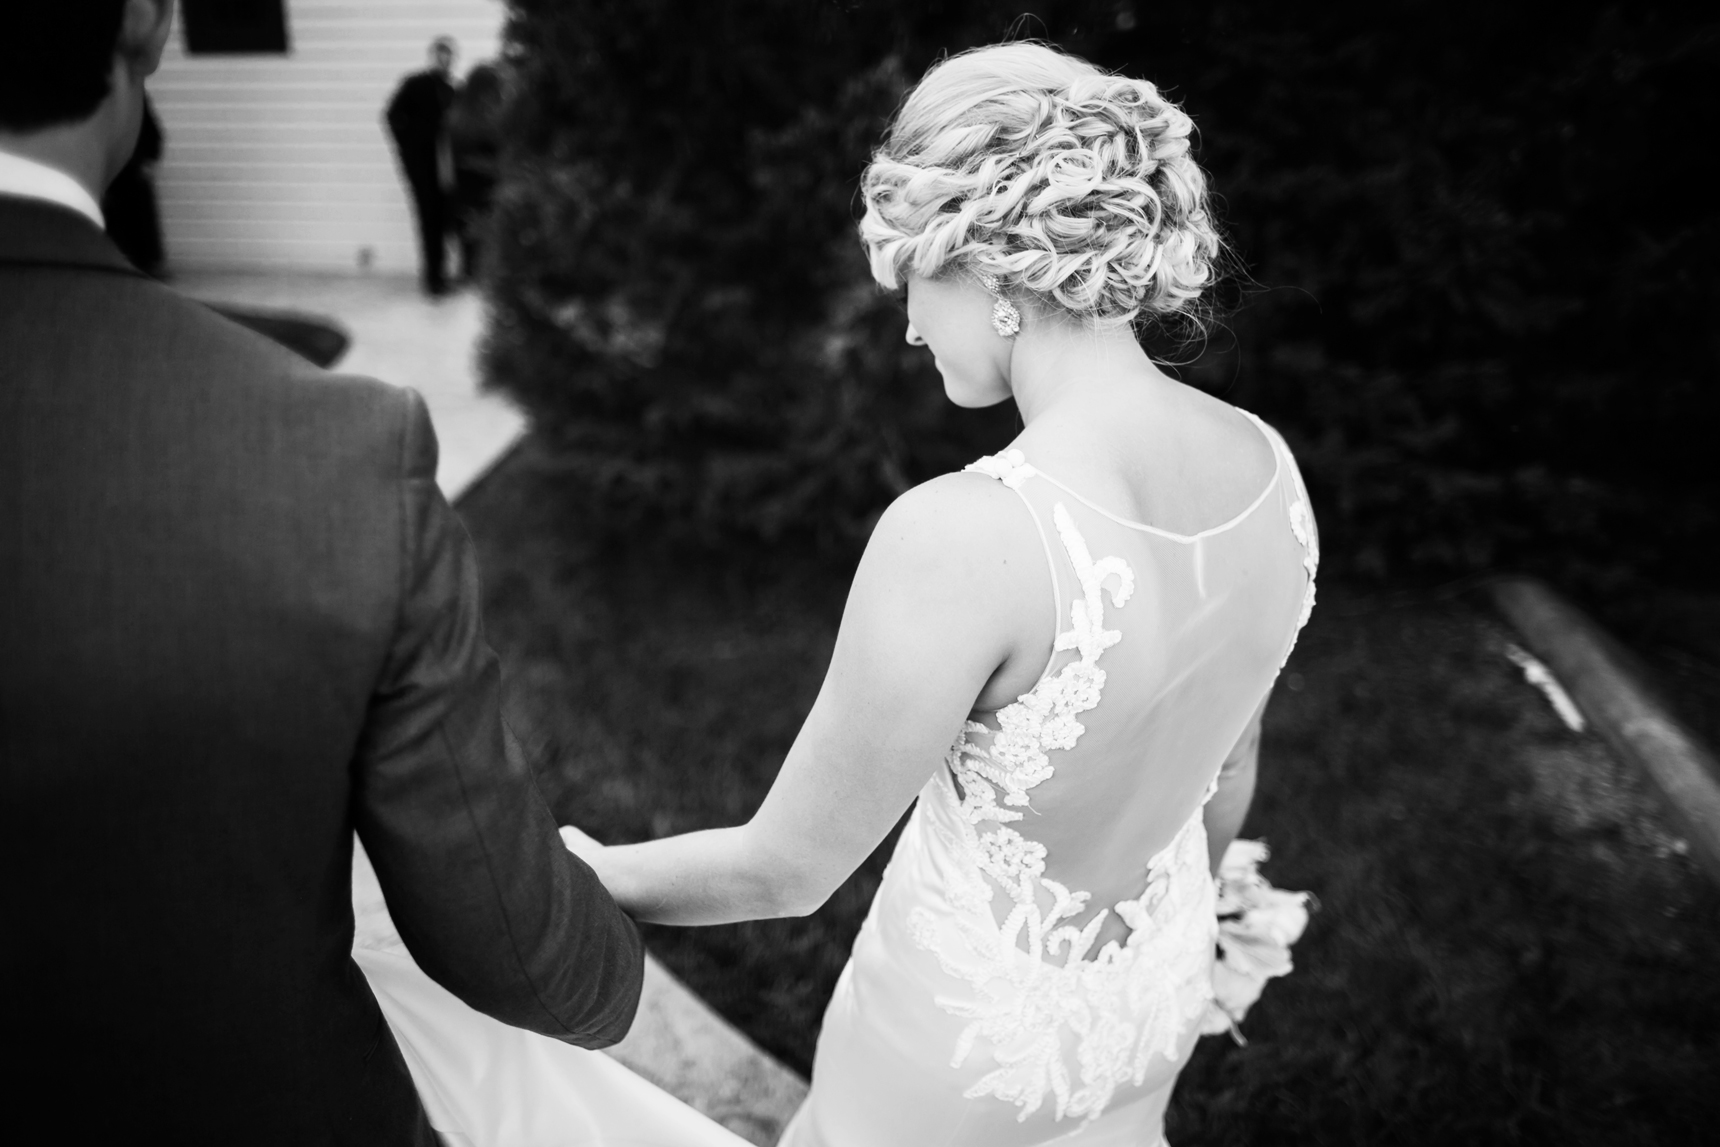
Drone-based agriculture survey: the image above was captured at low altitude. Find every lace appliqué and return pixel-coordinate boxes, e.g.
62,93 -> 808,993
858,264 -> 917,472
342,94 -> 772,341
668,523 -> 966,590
1278,455 -> 1320,669
1287,496 -> 1318,630
909,466 -> 1219,1127
965,448 -> 1035,490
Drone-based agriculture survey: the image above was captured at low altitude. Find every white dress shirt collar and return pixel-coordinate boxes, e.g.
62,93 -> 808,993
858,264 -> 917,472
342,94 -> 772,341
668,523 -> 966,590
0,147 -> 106,229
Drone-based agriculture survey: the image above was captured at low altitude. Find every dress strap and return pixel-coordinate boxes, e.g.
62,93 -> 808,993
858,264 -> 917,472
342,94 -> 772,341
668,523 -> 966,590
1243,415 -> 1319,659
964,451 -> 1063,688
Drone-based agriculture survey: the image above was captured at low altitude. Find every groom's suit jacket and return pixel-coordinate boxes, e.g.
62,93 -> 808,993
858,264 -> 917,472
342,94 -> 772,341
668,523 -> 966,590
0,196 -> 644,1143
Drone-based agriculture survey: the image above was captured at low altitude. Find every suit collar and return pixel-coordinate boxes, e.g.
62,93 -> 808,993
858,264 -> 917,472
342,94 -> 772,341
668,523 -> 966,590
0,193 -> 143,278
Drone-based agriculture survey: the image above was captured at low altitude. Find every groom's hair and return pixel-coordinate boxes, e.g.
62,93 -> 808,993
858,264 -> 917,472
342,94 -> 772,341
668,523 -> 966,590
0,1 -> 131,132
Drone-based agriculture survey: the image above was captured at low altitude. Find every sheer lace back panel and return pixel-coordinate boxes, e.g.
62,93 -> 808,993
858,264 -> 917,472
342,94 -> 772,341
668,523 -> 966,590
881,412 -> 1316,1130
948,413 -> 1312,951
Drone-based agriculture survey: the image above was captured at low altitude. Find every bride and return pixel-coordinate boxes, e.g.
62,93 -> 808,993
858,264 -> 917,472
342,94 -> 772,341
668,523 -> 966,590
364,40 -> 1312,1147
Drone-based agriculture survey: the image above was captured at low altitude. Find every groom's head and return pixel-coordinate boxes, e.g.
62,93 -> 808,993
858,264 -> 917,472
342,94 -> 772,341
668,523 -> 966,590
0,1 -> 174,192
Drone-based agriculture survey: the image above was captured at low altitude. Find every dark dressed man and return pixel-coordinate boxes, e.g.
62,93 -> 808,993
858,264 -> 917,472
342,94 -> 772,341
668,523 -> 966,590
386,37 -> 459,295
0,4 -> 644,1142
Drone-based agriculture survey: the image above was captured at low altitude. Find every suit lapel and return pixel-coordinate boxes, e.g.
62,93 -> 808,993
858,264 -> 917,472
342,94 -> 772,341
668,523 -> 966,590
0,194 -> 146,279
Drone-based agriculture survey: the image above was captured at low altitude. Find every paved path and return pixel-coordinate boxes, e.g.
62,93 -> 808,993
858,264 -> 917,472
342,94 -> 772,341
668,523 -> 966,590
172,272 -> 525,501
179,272 -> 807,1143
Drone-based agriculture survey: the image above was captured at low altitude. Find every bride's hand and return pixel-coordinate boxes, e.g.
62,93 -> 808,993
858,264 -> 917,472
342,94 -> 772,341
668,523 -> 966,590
559,824 -> 606,865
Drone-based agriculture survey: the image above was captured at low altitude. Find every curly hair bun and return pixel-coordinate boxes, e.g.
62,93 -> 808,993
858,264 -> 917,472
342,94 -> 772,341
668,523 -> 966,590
861,42 -> 1221,330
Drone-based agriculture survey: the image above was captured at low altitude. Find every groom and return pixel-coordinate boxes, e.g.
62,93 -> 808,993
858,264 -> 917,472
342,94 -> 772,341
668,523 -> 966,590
0,4 -> 643,1142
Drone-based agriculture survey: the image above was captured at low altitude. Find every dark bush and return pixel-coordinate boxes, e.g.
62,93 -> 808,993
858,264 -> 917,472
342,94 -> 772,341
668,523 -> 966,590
485,0 -> 1718,584
484,2 -> 997,550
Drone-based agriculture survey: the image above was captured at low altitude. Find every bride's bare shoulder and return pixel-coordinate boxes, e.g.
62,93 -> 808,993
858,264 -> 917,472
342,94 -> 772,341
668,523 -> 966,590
849,468 -> 1050,634
865,468 -> 1040,567
1159,387 -> 1278,482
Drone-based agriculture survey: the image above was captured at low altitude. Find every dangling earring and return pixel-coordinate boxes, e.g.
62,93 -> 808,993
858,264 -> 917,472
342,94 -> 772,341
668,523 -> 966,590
978,273 -> 1020,338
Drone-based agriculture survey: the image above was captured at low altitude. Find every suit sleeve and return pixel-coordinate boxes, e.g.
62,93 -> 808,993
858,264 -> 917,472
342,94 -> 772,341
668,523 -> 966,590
352,388 -> 644,1047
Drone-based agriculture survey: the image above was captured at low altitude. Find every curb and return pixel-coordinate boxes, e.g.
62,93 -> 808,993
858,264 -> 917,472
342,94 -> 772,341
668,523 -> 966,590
1488,576 -> 1720,884
604,959 -> 807,1145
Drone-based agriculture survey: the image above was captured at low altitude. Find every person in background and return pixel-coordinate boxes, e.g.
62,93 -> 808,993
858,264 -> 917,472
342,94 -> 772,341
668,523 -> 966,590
448,61 -> 503,283
386,37 -> 458,296
101,92 -> 162,275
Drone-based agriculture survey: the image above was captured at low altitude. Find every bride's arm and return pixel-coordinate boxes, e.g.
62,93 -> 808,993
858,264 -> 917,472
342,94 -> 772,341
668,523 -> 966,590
570,475 -> 1047,926
1204,689 -> 1269,872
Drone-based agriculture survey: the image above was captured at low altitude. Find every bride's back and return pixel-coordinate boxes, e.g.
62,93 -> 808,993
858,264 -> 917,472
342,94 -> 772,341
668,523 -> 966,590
960,389 -> 1313,949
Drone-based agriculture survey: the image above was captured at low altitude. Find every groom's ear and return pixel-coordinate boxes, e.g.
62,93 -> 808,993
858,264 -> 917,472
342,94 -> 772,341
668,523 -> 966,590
116,0 -> 174,79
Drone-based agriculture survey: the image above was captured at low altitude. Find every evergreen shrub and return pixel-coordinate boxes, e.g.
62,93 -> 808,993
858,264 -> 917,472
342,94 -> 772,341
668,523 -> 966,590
484,0 -> 1718,584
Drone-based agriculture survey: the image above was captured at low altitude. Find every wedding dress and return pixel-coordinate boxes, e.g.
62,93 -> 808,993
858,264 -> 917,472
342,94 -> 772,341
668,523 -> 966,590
351,846 -> 753,1147
353,411 -> 1311,1147
780,411 -> 1315,1147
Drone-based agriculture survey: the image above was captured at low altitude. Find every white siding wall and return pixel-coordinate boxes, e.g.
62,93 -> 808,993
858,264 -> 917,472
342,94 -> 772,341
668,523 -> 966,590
150,0 -> 506,273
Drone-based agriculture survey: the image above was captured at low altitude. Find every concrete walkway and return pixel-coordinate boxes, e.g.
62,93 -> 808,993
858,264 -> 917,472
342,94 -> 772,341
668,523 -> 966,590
178,272 -> 806,1144
172,272 -> 524,501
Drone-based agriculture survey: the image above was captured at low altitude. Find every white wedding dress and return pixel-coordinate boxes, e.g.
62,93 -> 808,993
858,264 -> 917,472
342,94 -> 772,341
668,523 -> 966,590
355,945 -> 752,1147
356,411 -> 1313,1147
780,413 -> 1316,1147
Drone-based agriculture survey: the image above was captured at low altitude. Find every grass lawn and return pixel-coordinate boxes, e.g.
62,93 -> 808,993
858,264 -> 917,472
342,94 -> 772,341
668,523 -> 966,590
459,439 -> 1720,1145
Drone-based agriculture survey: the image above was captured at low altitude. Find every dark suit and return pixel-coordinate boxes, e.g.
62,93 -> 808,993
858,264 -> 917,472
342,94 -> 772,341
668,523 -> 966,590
0,196 -> 644,1142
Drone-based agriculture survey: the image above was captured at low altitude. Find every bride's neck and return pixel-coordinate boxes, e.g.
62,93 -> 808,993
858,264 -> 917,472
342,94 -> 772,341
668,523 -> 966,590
1007,315 -> 1161,425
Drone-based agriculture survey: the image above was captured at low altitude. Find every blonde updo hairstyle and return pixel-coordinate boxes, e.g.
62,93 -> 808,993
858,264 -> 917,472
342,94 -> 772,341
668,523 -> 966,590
861,43 -> 1222,331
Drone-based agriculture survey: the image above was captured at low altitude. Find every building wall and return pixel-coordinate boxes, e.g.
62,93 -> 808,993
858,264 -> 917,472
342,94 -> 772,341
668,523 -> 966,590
150,0 -> 505,274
